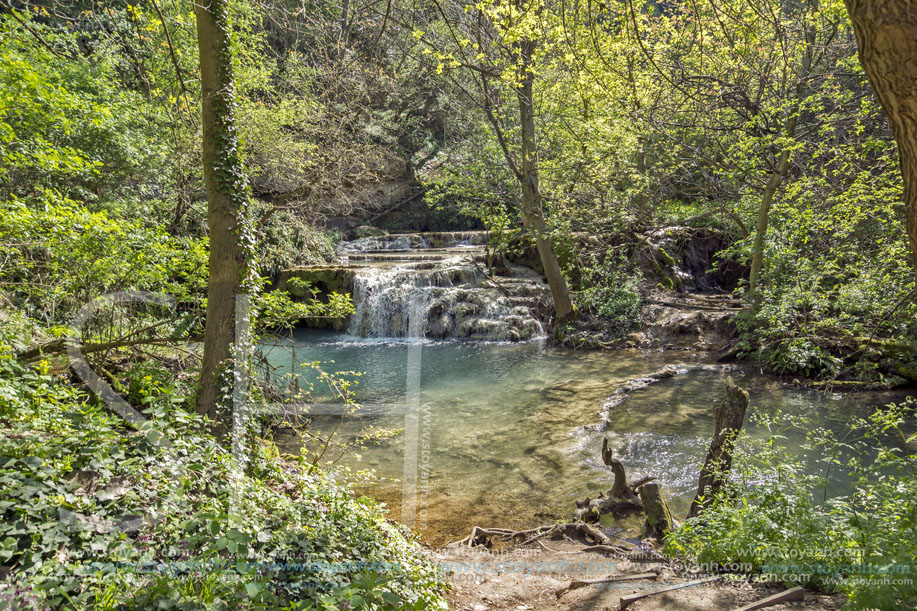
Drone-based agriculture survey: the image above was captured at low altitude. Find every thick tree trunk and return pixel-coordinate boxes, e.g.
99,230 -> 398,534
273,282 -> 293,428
687,382 -> 749,519
516,40 -> 577,326
845,1 -> 917,295
193,0 -> 254,434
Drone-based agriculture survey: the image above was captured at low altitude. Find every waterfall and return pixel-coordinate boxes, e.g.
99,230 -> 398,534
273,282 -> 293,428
347,266 -> 441,337
338,233 -> 549,340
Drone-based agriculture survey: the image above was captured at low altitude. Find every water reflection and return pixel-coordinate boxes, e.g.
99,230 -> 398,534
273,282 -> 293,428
261,329 -> 910,545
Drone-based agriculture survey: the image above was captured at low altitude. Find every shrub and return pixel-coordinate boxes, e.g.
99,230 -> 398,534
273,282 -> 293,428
572,248 -> 642,335
665,402 -> 917,609
0,353 -> 446,609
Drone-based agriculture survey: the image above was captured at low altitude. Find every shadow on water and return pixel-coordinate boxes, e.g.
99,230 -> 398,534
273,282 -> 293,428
262,329 -> 911,545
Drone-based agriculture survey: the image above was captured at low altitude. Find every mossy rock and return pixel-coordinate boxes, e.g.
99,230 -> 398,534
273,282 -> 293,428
278,266 -> 356,299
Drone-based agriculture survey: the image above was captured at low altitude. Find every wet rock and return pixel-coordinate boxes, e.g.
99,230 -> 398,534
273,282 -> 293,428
338,232 -> 551,340
636,226 -> 745,293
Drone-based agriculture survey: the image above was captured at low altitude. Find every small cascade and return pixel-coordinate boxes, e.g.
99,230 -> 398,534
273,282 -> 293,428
337,232 -> 550,340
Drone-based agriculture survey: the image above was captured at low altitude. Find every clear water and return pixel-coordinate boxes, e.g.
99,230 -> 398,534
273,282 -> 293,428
262,329 -> 911,545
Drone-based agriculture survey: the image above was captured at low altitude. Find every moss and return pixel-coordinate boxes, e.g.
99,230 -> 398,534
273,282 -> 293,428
279,266 -> 356,298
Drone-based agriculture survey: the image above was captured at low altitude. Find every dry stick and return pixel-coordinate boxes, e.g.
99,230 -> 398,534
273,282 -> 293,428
619,576 -> 722,610
732,586 -> 804,611
470,258 -> 512,297
556,572 -> 659,599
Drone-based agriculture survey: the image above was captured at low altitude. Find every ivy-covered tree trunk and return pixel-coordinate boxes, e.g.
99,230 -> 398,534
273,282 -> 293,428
845,1 -> 917,296
516,39 -> 576,326
193,0 -> 255,433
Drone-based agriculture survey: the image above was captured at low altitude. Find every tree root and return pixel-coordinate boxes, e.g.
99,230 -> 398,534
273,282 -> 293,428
453,521 -> 629,550
573,439 -> 657,522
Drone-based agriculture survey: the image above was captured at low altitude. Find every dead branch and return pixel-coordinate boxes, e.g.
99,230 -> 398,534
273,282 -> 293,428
555,571 -> 659,598
619,576 -> 722,610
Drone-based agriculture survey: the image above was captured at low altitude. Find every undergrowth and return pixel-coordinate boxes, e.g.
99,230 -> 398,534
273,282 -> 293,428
0,352 -> 446,610
665,401 -> 917,609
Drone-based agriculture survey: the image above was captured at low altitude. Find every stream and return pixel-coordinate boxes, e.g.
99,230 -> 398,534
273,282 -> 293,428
265,331 -> 908,545
265,233 -> 910,545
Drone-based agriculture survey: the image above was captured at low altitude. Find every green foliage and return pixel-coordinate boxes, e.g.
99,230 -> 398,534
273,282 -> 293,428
0,13 -> 171,205
0,352 -> 446,609
255,209 -> 339,275
665,401 -> 917,608
729,168 -> 916,379
570,249 -> 642,334
0,195 -> 208,325
254,283 -> 354,332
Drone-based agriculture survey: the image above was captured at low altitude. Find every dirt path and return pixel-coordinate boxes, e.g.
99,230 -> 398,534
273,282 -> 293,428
433,538 -> 843,611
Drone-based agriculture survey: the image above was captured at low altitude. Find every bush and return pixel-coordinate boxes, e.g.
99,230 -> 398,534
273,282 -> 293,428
572,248 -> 642,335
665,401 -> 917,609
0,353 -> 446,609
0,196 -> 208,326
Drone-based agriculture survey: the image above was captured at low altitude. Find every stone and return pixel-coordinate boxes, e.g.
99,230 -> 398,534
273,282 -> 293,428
353,225 -> 387,238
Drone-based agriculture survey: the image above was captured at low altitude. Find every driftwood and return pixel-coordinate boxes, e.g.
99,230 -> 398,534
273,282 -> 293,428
574,438 -> 655,522
687,382 -> 748,519
454,521 -> 627,550
639,483 -> 673,539
733,586 -> 804,611
619,575 -> 722,610
555,571 -> 659,598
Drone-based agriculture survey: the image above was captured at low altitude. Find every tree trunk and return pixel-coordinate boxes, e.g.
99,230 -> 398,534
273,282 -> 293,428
748,25 -> 814,300
687,382 -> 749,519
748,144 -> 792,299
845,1 -> 917,296
516,40 -> 577,326
640,483 -> 673,540
193,0 -> 255,435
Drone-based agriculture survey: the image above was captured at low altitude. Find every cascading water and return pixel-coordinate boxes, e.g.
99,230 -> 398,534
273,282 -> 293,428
337,232 -> 550,340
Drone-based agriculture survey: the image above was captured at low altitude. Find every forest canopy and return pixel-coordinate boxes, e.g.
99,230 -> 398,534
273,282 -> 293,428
1,0 -> 916,608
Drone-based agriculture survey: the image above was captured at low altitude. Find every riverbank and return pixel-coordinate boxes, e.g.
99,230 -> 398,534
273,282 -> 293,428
435,536 -> 844,611
558,286 -> 917,391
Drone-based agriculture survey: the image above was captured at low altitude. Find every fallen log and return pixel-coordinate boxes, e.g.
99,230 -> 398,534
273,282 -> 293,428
810,379 -> 903,391
687,382 -> 748,519
17,332 -> 200,362
454,521 -> 618,549
733,586 -> 804,611
619,575 -> 722,610
555,571 -> 659,598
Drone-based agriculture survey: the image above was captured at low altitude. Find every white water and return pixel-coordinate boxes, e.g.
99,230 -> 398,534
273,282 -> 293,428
338,232 -> 549,340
